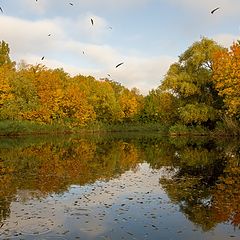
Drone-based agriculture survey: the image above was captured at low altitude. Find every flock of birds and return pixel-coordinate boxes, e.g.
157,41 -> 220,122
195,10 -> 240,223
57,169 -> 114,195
0,1 -> 126,71
0,2 -> 221,73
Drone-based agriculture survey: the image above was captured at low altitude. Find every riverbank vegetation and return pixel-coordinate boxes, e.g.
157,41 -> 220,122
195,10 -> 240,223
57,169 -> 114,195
0,37 -> 239,136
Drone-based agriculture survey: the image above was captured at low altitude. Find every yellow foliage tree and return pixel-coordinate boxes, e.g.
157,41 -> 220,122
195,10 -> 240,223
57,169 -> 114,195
61,85 -> 96,126
0,65 -> 13,107
119,89 -> 142,120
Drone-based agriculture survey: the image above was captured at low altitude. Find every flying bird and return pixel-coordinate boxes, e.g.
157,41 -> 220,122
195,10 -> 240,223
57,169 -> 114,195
48,34 -> 51,36
69,3 -> 73,6
211,7 -> 220,14
41,56 -> 45,60
115,62 -> 124,68
0,7 -> 3,13
91,18 -> 94,26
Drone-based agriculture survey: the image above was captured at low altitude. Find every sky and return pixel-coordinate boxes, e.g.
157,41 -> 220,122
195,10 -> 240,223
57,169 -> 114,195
0,0 -> 240,94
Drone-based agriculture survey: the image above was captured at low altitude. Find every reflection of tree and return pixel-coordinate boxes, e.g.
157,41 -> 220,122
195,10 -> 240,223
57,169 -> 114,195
0,137 -> 141,200
0,135 -> 240,232
211,156 -> 240,228
140,136 -> 176,169
0,160 -> 15,224
160,138 -> 240,231
0,197 -> 11,227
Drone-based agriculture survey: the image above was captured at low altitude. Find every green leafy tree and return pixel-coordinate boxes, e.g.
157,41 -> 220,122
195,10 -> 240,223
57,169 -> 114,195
0,41 -> 14,67
143,89 -> 178,124
161,38 -> 224,128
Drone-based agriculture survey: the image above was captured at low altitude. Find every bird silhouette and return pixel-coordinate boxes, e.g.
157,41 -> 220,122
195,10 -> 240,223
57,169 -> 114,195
91,18 -> 94,26
41,56 -> 45,60
69,3 -> 73,6
0,7 -> 3,13
116,62 -> 124,68
48,34 -> 51,36
211,7 -> 220,14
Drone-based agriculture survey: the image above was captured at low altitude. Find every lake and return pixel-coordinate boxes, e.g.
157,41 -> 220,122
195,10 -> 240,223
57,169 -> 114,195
0,133 -> 239,239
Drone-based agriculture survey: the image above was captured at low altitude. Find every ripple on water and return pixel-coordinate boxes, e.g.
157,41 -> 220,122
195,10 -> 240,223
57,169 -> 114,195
17,218 -> 54,235
33,237 -> 68,240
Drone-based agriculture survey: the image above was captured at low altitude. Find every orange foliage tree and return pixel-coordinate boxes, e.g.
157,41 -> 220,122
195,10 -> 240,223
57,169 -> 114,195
213,42 -> 240,119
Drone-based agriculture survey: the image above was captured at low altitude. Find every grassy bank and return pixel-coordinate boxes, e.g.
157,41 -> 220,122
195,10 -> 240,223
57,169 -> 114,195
1,120 -> 239,137
0,120 -> 75,136
169,121 -> 240,137
0,120 -> 168,136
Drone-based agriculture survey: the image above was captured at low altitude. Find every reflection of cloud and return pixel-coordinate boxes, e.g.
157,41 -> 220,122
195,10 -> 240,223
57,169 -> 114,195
2,163 -> 168,239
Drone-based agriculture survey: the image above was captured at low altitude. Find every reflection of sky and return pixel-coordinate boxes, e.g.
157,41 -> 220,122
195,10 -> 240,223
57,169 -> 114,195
1,163 -> 239,240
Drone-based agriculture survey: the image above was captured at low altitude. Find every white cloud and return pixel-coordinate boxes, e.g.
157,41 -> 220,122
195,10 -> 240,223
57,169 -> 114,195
73,13 -> 111,42
102,56 -> 176,95
61,40 -> 176,94
212,33 -> 240,47
0,14 -> 175,94
21,0 -> 152,14
0,16 -> 65,55
78,0 -> 152,9
22,0 -> 48,14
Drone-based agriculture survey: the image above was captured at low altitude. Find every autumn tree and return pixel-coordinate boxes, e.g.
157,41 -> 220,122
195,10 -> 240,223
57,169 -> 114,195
213,42 -> 240,120
160,38 -> 224,128
0,65 -> 14,113
106,80 -> 144,122
117,89 -> 143,121
72,76 -> 123,122
143,88 -> 178,124
60,84 -> 96,126
0,41 -> 15,120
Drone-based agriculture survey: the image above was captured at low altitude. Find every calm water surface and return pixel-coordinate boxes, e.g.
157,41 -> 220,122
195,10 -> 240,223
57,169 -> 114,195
0,133 -> 239,239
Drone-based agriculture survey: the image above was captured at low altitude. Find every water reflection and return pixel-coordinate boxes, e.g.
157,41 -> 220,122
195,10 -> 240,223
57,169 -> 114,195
0,134 -> 239,239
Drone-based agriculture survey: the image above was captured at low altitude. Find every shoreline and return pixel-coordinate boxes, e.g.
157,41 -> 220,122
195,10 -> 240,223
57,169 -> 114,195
0,120 -> 239,137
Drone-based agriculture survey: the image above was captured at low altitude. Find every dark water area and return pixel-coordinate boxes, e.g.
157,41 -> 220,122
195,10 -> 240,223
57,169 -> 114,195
0,133 -> 239,239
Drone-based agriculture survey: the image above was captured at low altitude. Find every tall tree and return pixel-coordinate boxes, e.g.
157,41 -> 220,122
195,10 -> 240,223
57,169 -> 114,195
0,41 -> 14,67
0,41 -> 15,119
161,38 -> 224,127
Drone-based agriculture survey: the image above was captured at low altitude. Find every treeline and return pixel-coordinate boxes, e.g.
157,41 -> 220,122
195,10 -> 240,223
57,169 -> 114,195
0,40 -> 143,126
0,38 -> 240,134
